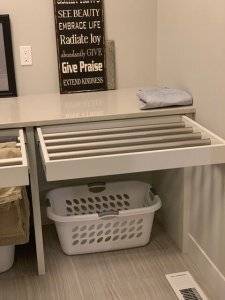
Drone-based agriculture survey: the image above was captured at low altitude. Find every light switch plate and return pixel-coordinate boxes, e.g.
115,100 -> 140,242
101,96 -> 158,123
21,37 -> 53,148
20,46 -> 32,66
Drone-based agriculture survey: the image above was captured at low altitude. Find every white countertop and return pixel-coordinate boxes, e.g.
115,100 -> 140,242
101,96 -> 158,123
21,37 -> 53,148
0,88 -> 195,129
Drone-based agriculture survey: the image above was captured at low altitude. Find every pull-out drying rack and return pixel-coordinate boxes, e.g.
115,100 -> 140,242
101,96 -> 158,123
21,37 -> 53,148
0,129 -> 29,188
37,115 -> 225,181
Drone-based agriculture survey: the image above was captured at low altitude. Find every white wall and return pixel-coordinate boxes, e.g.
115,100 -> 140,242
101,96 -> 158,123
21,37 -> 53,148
157,0 -> 225,277
1,0 -> 157,96
157,0 -> 225,138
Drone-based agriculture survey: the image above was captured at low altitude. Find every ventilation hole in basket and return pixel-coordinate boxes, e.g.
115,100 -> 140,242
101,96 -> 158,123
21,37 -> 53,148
88,204 -> 95,211
137,219 -> 143,224
117,201 -> 123,208
97,237 -> 103,243
124,201 -> 130,207
74,206 -> 80,212
81,205 -> 88,211
88,225 -> 95,231
110,202 -> 116,208
89,231 -> 95,237
97,223 -> 103,230
113,222 -> 119,228
95,197 -> 101,202
72,240 -> 79,246
136,232 -> 143,238
89,239 -> 95,244
105,229 -> 111,235
80,225 -> 87,231
129,233 -> 135,239
66,200 -> 72,206
116,194 -> 122,200
103,203 -> 109,209
105,236 -> 111,242
129,220 -> 135,226
96,204 -> 101,210
80,232 -> 87,239
109,195 -> 115,200
121,221 -> 127,227
137,226 -> 143,232
105,223 -> 111,229
102,196 -> 108,201
121,234 -> 127,240
72,233 -> 79,239
113,228 -> 119,234
97,230 -> 103,236
80,198 -> 86,204
121,228 -> 127,234
123,194 -> 130,199
113,235 -> 119,241
129,226 -> 135,232
88,197 -> 94,203
72,226 -> 79,232
67,207 -> 73,213
81,239 -> 87,245
73,199 -> 79,205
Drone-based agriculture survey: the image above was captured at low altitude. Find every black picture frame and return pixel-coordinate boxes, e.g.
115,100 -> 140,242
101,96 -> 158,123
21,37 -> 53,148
0,15 -> 17,98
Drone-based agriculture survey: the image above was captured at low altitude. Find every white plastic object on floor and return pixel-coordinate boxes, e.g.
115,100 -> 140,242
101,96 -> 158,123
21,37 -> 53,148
0,245 -> 15,273
46,181 -> 162,255
166,271 -> 208,299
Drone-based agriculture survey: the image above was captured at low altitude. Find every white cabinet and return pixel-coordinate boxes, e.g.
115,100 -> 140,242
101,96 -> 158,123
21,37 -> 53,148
37,115 -> 225,182
0,129 -> 29,188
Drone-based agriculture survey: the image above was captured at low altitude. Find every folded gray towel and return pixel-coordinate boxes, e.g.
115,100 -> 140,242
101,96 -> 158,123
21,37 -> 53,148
137,87 -> 193,110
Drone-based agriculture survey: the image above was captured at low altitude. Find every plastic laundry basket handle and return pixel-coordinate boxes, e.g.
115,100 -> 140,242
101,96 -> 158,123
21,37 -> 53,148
150,186 -> 157,196
88,182 -> 106,193
149,186 -> 162,211
98,211 -> 119,220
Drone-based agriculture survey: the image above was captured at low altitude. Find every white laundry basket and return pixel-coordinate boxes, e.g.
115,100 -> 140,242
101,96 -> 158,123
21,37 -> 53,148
46,181 -> 162,255
0,245 -> 15,273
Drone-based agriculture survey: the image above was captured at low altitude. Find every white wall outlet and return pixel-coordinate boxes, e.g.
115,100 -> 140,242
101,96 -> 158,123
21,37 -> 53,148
20,46 -> 33,66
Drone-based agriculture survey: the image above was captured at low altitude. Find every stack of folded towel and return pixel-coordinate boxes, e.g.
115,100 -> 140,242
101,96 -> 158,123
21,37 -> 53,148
0,142 -> 30,246
137,87 -> 193,110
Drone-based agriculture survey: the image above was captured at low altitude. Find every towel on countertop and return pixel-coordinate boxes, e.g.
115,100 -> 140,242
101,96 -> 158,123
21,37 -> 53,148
137,87 -> 193,110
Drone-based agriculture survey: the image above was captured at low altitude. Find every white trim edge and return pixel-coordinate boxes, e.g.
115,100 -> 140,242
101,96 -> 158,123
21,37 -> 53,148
188,234 -> 225,300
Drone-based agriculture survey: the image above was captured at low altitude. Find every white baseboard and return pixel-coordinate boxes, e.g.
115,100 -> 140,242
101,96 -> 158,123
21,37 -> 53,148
188,234 -> 225,300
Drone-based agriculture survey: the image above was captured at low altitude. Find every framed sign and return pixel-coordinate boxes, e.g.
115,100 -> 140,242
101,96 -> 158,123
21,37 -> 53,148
0,15 -> 17,98
53,0 -> 107,94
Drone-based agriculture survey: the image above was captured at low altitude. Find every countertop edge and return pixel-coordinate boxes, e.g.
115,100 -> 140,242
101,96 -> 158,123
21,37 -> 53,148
0,106 -> 196,130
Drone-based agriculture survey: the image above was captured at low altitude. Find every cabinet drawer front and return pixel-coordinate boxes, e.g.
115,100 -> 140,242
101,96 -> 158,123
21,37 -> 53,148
0,129 -> 29,188
37,116 -> 225,181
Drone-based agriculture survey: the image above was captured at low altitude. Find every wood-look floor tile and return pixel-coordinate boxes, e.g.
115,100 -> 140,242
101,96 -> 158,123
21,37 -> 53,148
0,224 -> 210,300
